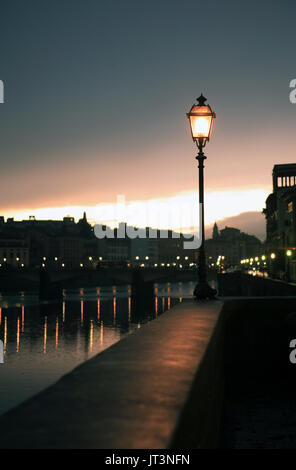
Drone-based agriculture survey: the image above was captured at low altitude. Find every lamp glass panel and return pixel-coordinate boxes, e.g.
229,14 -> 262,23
189,114 -> 212,138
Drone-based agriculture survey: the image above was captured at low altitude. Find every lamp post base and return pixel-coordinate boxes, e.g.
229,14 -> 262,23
194,281 -> 217,300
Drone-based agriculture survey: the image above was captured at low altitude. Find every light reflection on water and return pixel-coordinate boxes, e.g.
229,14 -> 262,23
0,281 -> 194,417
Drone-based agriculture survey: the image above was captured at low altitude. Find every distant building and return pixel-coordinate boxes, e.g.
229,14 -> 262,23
95,224 -> 196,267
106,225 -> 131,263
206,224 -> 263,267
0,230 -> 29,267
131,238 -> 157,266
0,213 -> 96,269
95,223 -> 131,264
0,214 -> 201,270
263,163 -> 296,280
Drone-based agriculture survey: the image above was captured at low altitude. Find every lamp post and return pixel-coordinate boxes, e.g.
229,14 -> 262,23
187,94 -> 217,299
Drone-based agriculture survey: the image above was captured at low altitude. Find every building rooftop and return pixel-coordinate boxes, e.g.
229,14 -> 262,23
273,164 -> 296,192
273,163 -> 296,172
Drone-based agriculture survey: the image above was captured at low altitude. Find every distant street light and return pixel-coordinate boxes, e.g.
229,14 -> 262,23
269,252 -> 277,279
286,250 -> 292,282
187,94 -> 216,299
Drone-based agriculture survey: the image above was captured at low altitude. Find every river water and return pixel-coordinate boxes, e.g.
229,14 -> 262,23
0,281 -> 195,416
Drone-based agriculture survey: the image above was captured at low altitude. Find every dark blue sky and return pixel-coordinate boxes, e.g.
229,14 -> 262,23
0,0 -> 295,215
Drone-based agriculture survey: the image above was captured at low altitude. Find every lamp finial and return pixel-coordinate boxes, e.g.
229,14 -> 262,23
197,94 -> 207,106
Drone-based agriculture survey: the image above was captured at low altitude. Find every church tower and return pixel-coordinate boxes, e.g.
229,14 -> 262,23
212,222 -> 219,240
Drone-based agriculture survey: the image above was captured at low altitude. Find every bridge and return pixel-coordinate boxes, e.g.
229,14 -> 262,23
0,266 -> 215,299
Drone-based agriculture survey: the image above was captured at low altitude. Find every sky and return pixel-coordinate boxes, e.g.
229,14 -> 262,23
0,0 -> 295,239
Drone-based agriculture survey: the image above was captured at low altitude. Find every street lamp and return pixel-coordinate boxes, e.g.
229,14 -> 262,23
187,94 -> 216,299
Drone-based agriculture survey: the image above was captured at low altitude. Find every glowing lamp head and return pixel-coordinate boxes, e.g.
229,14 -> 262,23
187,94 -> 216,144
286,249 -> 292,257
270,253 -> 276,260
